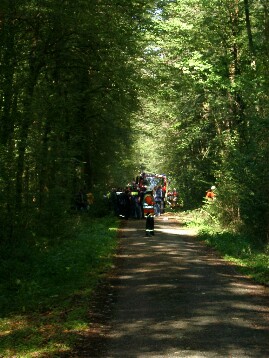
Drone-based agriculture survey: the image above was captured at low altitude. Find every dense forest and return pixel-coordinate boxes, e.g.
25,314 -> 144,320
0,0 -> 268,242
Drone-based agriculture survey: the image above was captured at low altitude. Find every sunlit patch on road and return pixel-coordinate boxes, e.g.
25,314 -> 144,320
155,226 -> 197,236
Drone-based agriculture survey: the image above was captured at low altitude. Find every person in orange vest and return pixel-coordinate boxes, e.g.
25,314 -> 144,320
143,190 -> 155,216
206,186 -> 216,200
143,190 -> 155,236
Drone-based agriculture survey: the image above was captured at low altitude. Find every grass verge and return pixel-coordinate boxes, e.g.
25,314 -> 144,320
180,210 -> 269,286
0,214 -> 119,357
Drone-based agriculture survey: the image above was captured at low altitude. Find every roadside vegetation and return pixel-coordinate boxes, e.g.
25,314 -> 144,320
1,0 -> 269,355
0,214 -> 119,357
181,205 -> 269,286
1,206 -> 267,357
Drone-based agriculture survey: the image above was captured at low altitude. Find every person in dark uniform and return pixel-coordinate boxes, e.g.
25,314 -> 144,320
145,213 -> 154,236
118,189 -> 131,219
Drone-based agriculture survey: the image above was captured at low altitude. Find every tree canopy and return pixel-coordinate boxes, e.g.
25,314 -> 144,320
0,0 -> 268,241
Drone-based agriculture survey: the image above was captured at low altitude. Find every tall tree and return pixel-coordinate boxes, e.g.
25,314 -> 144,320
138,0 -> 269,238
0,0 -> 159,240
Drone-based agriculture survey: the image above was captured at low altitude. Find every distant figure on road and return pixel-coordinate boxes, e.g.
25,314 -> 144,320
154,185 -> 163,216
172,188 -> 178,208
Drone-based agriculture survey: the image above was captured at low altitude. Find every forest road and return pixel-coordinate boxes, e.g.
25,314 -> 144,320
77,214 -> 269,358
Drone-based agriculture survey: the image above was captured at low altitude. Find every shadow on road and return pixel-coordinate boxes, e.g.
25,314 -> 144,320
79,216 -> 269,357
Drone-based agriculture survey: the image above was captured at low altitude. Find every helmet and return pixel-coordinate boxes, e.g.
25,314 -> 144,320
211,186 -> 216,190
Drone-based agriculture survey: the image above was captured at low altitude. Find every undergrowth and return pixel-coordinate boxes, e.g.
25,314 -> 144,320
184,208 -> 269,286
0,214 -> 119,357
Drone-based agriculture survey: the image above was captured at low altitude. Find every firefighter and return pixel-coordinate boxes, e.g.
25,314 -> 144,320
130,188 -> 141,219
143,190 -> 155,216
145,213 -> 154,236
143,190 -> 155,236
206,186 -> 216,200
117,189 -> 131,219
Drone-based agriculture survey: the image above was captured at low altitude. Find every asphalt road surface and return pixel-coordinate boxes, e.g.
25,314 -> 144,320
79,214 -> 269,358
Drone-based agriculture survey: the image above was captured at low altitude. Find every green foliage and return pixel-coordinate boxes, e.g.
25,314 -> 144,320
0,0 -> 156,242
185,209 -> 269,285
0,216 -> 118,315
0,215 -> 118,356
0,0 -> 268,245
142,0 -> 269,241
197,229 -> 269,285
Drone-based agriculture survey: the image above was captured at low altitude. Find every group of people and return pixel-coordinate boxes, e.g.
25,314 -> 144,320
110,183 -> 166,220
73,180 -> 216,218
110,187 -> 142,220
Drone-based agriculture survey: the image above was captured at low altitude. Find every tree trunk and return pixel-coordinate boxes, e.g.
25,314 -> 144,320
243,0 -> 255,55
15,65 -> 42,210
0,1 -> 16,144
263,2 -> 269,57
